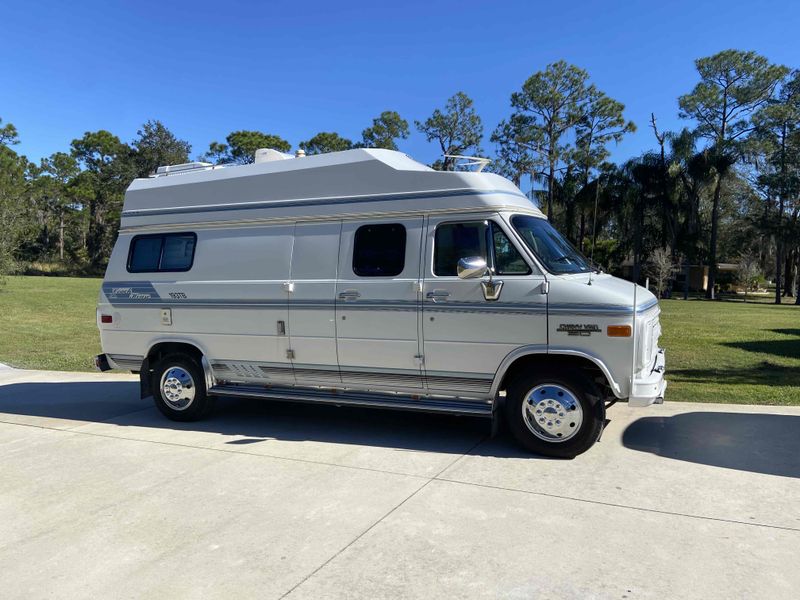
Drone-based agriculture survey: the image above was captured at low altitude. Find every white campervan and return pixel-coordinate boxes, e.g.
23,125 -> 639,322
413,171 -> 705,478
96,148 -> 666,457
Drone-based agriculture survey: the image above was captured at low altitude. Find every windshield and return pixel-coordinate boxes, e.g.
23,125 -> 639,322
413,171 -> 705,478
511,215 -> 592,274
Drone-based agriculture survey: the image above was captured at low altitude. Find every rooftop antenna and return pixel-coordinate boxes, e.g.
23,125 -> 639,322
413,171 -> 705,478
587,175 -> 601,285
444,154 -> 490,172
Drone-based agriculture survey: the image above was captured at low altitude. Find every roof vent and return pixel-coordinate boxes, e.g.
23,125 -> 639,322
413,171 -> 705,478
254,148 -> 292,163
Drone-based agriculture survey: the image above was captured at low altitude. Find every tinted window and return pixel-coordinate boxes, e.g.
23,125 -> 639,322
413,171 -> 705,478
128,233 -> 197,273
128,237 -> 163,272
511,215 -> 591,274
434,221 -> 530,276
434,222 -> 488,276
160,235 -> 196,270
492,225 -> 530,275
353,223 -> 406,277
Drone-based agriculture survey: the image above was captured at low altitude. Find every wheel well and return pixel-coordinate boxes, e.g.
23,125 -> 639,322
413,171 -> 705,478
146,342 -> 204,365
498,354 -> 613,399
140,342 -> 205,399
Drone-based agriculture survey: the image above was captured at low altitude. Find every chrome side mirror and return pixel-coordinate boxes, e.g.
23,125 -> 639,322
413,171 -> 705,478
457,257 -> 488,280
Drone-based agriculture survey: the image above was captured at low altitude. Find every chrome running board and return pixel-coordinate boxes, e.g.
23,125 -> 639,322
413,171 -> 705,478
208,383 -> 493,416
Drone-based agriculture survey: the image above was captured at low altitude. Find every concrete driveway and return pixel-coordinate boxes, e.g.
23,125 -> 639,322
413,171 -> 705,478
1,366 -> 798,599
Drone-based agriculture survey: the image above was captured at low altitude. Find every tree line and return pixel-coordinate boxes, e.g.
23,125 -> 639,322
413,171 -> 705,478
1,49 -> 798,304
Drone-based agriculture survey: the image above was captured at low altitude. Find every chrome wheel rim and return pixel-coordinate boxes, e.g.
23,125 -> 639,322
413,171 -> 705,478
160,367 -> 195,411
522,384 -> 583,443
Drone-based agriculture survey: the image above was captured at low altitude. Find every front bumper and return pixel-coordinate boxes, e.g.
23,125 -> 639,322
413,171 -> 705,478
628,348 -> 666,407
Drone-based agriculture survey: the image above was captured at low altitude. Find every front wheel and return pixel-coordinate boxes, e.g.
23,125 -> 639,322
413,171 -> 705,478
505,368 -> 605,458
151,353 -> 214,421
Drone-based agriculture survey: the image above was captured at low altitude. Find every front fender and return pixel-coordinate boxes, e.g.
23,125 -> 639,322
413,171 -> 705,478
490,345 -> 623,398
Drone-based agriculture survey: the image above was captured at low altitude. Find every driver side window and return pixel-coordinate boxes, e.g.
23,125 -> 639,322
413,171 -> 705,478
434,222 -> 487,276
433,220 -> 530,276
492,223 -> 531,275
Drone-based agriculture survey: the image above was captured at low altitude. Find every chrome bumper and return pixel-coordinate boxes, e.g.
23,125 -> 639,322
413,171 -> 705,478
628,348 -> 666,408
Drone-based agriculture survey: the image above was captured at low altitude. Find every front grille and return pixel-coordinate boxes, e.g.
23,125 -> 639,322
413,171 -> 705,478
637,315 -> 661,371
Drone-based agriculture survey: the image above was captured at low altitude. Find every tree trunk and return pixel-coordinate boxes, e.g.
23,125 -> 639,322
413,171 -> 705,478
683,261 -> 689,300
564,200 -> 575,242
706,177 -> 722,300
776,123 -> 787,304
59,212 -> 65,261
784,253 -> 793,297
796,255 -> 800,304
633,193 -> 644,284
775,240 -> 783,304
87,199 -> 106,270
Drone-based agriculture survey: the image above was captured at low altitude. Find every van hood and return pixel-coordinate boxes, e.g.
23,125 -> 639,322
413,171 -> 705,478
548,273 -> 659,314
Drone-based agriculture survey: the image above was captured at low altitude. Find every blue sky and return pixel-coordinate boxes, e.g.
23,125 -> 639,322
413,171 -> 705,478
3,0 -> 799,173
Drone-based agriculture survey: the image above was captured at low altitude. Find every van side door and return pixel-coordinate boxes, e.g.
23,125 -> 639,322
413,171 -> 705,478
335,218 -> 425,392
421,215 -> 548,397
196,225 -> 295,386
287,221 -> 342,387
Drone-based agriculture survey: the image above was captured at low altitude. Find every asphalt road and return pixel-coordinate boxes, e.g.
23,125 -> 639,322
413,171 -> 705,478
1,365 -> 798,599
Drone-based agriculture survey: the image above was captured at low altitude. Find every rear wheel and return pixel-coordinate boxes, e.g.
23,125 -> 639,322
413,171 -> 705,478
505,368 -> 604,458
151,353 -> 214,421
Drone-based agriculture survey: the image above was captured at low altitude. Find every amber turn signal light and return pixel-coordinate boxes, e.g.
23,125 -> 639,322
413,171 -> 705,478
607,325 -> 632,337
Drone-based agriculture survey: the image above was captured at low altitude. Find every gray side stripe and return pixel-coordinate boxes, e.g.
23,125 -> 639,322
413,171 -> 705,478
122,189 -> 528,218
102,281 -> 658,315
549,299 -> 658,315
425,303 -> 546,315
636,298 -> 659,313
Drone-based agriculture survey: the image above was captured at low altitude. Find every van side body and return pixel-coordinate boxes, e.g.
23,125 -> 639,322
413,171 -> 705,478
97,149 -> 666,457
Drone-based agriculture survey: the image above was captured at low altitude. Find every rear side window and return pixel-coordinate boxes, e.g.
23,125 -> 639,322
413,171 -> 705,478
128,237 -> 163,272
128,233 -> 196,273
353,223 -> 406,277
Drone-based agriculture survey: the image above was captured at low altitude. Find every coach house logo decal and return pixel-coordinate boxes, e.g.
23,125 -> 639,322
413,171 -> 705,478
103,282 -> 160,302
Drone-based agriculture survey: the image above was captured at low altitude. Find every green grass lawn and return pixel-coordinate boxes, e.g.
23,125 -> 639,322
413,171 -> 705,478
1,275 -> 798,404
659,299 -> 799,405
1,276 -> 102,372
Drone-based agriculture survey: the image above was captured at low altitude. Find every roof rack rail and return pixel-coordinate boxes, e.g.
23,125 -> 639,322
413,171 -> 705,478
444,154 -> 491,172
153,162 -> 218,177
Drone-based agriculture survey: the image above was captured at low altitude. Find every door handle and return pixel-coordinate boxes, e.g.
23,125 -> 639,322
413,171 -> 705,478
426,289 -> 450,302
338,289 -> 361,300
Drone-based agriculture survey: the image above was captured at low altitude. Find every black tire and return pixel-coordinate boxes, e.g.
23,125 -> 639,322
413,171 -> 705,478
505,367 -> 605,458
150,353 -> 214,421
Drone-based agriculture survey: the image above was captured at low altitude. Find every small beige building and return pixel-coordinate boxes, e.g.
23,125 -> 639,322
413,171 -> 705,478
620,262 -> 738,292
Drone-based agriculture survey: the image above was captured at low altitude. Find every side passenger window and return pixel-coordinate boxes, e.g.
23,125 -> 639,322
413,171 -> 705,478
128,233 -> 196,273
353,223 -> 406,277
128,236 -> 163,272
